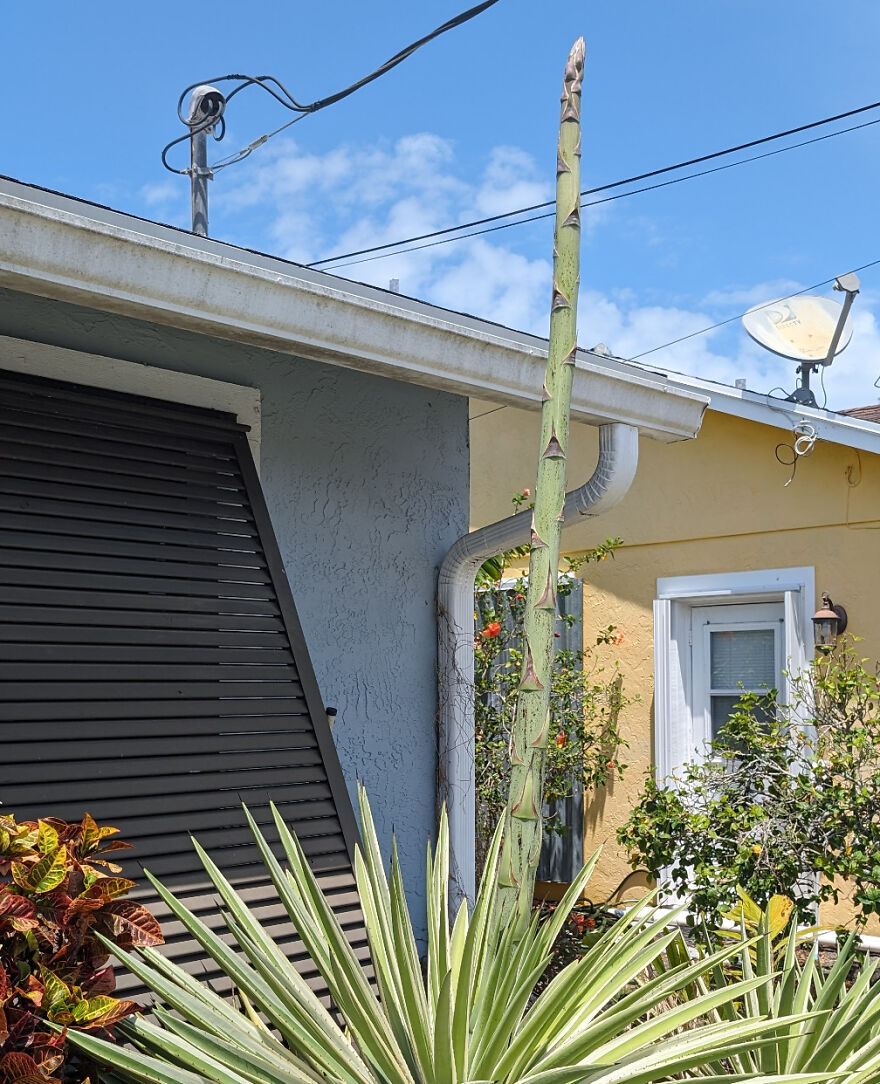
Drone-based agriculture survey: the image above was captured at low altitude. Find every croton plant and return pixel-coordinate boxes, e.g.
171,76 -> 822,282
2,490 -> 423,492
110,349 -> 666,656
0,812 -> 163,1083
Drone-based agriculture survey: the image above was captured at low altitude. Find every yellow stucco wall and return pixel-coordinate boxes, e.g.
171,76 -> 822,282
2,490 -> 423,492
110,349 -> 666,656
470,399 -> 880,929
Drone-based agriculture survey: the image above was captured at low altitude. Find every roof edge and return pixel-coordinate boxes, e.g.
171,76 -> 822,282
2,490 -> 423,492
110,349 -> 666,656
652,369 -> 880,455
0,178 -> 706,443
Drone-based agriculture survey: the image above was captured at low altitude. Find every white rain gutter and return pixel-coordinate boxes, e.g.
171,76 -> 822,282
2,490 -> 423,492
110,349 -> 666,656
438,422 -> 640,905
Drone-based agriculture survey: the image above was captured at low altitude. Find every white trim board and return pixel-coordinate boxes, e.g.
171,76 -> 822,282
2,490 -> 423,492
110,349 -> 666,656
0,336 -> 262,467
658,567 -> 816,602
653,566 -> 815,782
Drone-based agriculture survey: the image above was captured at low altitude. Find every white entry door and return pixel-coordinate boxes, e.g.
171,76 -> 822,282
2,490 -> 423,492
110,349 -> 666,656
690,602 -> 784,756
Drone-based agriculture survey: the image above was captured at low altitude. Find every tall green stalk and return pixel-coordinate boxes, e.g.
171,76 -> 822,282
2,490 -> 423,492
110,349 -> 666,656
499,37 -> 584,933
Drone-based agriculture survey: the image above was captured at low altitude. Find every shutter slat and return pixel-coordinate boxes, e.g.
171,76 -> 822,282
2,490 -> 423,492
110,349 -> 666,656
10,745 -> 322,783
0,606 -> 284,632
0,510 -> 262,552
0,548 -> 272,584
0,530 -> 267,570
0,625 -> 288,646
2,680 -> 304,701
7,697 -> 308,721
10,714 -> 314,742
0,566 -> 273,599
0,763 -> 332,802
0,644 -> 293,664
0,475 -> 253,521
0,434 -> 247,488
5,731 -> 318,765
21,782 -> 334,823
0,493 -> 259,537
118,800 -> 340,841
1,586 -> 279,615
0,663 -> 299,682
0,456 -> 247,504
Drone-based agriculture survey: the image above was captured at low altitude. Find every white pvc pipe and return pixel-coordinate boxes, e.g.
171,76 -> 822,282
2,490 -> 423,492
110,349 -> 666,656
438,422 -> 640,906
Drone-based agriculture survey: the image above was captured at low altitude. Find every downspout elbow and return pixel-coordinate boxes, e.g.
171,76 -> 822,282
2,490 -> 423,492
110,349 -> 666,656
438,422 -> 639,908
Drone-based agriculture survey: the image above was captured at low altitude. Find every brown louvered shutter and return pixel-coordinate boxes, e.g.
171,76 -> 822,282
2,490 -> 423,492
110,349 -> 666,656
0,370 -> 366,996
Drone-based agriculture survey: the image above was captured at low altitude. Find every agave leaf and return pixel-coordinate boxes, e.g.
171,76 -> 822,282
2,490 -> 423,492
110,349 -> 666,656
554,935 -> 772,1065
389,837 -> 433,1048
427,809 -> 451,1022
571,976 -> 779,1066
571,1015 -> 830,1084
253,806 -> 412,1084
223,915 -> 372,1084
432,969 -> 456,1084
354,846 -> 428,1082
788,934 -> 859,1073
148,1009 -> 308,1084
836,1032 -> 880,1081
122,1014 -> 278,1084
355,781 -> 430,1077
190,838 -> 346,1038
62,1026 -> 207,1084
141,869 -> 370,1084
467,954 -> 553,1082
97,937 -> 260,1042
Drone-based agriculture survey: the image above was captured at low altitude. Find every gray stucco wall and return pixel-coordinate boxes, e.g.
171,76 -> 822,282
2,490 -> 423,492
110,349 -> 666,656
0,287 -> 470,934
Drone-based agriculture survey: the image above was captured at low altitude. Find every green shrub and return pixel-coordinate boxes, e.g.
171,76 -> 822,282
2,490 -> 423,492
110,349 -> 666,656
0,812 -> 163,1083
619,643 -> 880,926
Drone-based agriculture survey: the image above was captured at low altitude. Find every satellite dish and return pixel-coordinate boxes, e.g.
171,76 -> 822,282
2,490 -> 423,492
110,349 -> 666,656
742,295 -> 852,365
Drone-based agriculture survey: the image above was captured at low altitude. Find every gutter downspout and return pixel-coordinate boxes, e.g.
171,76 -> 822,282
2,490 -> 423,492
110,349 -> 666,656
438,422 -> 640,907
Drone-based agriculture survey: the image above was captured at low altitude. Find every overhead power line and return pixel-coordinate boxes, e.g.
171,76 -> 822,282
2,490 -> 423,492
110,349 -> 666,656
307,100 -> 880,269
629,256 -> 880,361
162,0 -> 501,174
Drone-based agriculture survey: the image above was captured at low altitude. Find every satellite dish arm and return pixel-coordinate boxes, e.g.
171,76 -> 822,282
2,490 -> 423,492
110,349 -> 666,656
823,273 -> 861,366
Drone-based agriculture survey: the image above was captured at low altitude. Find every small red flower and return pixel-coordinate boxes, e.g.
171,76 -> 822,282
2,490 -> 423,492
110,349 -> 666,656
556,732 -> 567,748
606,759 -> 615,770
554,631 -> 561,638
522,488 -> 530,497
612,630 -> 624,645
483,621 -> 502,638
584,916 -> 597,929
515,593 -> 524,600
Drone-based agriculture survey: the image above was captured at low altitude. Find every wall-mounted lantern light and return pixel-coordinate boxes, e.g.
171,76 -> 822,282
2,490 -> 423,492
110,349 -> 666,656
812,593 -> 848,651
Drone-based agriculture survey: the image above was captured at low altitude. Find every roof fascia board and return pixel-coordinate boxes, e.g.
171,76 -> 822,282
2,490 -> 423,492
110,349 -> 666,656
659,371 -> 880,455
0,182 -> 706,443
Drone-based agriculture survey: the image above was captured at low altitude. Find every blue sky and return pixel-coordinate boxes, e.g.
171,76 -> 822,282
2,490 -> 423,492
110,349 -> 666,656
6,1 -> 880,408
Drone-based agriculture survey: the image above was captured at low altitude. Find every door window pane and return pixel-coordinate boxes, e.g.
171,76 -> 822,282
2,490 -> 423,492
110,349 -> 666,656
710,629 -> 776,688
710,695 -> 742,738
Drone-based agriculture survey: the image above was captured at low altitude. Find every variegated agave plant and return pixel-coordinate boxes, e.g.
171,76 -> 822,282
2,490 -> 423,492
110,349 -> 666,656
66,785 -> 837,1084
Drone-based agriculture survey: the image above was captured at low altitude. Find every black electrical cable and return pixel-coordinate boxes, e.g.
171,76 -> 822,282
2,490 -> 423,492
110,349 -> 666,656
307,100 -> 880,268
316,116 -> 880,271
162,0 -> 501,173
629,257 -> 880,362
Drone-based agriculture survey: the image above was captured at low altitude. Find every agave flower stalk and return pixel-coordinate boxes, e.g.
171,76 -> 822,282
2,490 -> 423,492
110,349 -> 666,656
499,37 -> 585,931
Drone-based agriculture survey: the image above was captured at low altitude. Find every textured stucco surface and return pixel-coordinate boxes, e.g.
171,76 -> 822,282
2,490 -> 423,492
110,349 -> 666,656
0,287 -> 470,934
471,402 -> 880,931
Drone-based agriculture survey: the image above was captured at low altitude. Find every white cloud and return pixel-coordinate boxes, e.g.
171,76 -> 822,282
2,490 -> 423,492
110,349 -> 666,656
201,131 -> 880,411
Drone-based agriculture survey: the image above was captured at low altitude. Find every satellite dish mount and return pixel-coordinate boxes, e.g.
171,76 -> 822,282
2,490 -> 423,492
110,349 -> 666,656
787,273 -> 861,407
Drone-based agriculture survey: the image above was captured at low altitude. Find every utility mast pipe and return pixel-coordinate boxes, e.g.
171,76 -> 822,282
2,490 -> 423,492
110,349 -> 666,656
190,127 -> 210,238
